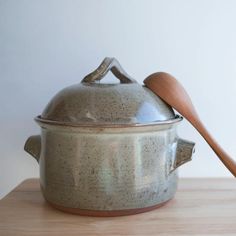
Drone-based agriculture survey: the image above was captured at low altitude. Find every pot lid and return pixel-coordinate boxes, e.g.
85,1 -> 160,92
39,57 -> 176,126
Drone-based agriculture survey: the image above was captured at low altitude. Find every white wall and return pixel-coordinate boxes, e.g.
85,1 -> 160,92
1,0 -> 236,198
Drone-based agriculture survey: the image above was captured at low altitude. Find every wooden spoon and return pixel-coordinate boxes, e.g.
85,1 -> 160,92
144,72 -> 236,177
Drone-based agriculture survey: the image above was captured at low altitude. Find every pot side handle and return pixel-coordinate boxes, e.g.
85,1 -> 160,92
24,135 -> 41,163
170,138 -> 195,173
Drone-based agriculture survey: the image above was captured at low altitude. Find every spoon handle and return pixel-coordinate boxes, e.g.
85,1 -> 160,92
190,116 -> 236,177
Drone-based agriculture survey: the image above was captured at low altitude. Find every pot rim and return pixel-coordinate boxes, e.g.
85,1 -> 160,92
35,115 -> 183,128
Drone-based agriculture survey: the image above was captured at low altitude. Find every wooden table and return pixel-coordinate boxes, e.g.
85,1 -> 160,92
0,178 -> 236,235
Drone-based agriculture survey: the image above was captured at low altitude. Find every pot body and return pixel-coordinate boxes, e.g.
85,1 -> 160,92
28,120 -> 193,215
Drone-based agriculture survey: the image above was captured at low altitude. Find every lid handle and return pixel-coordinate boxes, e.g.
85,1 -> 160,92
82,57 -> 136,84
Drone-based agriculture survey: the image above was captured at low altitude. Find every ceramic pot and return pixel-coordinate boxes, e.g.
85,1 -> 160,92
24,58 -> 195,216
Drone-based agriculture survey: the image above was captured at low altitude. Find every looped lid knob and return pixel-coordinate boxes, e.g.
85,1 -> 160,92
82,57 -> 136,84
39,57 -> 175,126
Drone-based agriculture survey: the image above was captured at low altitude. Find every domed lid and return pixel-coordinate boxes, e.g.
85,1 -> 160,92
37,58 -> 176,126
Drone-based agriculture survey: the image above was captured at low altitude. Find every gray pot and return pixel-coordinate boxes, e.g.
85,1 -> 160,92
24,58 -> 195,216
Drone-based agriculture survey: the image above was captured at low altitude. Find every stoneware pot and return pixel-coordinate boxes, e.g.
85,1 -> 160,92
24,57 -> 195,216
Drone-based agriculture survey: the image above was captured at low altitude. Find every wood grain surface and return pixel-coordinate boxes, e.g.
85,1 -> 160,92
144,72 -> 236,177
0,178 -> 236,236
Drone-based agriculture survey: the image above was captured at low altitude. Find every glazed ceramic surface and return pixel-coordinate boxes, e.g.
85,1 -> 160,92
24,58 -> 195,216
41,83 -> 175,125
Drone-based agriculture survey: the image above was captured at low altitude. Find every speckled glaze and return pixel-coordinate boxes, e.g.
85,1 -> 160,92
41,81 -> 175,126
41,58 -> 175,126
25,119 -> 194,213
24,58 -> 195,216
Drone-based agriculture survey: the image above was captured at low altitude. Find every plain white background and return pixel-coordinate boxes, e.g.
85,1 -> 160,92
1,0 -> 236,198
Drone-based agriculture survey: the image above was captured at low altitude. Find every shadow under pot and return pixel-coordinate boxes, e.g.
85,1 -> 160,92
24,57 -> 195,216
